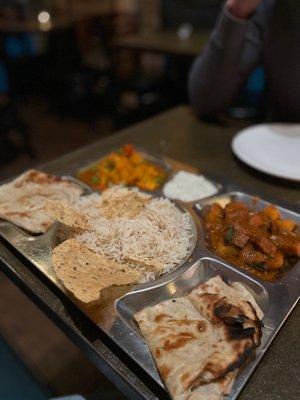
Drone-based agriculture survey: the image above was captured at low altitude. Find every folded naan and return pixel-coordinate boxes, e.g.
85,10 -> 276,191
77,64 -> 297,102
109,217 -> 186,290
135,276 -> 263,400
188,275 -> 263,347
0,170 -> 84,233
188,275 -> 263,320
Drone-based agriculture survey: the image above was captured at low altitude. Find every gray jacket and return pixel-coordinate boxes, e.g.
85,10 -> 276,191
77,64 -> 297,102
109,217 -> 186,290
189,1 -> 300,121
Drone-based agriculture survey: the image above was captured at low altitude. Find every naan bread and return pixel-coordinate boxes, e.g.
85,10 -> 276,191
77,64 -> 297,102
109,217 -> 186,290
189,275 -> 264,320
185,371 -> 237,400
188,276 -> 263,347
52,238 -> 140,307
0,170 -> 84,233
135,276 -> 263,400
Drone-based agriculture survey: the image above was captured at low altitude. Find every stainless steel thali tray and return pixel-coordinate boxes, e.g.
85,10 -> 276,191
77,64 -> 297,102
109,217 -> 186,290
116,192 -> 300,398
0,158 -> 299,400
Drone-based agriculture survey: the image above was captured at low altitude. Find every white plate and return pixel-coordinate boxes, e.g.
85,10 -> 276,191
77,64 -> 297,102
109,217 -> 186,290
232,124 -> 300,181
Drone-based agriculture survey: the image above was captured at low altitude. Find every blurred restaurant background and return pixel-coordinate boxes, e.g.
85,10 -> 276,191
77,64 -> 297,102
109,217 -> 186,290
0,1 -> 266,399
0,0 -> 266,178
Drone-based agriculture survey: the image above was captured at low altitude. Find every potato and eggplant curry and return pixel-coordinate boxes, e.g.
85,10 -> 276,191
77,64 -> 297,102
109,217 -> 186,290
204,201 -> 300,281
78,144 -> 166,192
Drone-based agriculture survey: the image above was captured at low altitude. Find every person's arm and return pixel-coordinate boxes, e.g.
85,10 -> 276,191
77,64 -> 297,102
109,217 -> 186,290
226,0 -> 261,19
188,0 -> 266,117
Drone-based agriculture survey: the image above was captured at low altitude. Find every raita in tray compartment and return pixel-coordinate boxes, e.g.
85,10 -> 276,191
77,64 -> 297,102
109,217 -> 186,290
162,170 -> 221,203
194,192 -> 300,282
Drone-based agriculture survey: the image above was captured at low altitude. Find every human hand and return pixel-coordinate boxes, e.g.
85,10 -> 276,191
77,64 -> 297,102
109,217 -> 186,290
226,0 -> 262,19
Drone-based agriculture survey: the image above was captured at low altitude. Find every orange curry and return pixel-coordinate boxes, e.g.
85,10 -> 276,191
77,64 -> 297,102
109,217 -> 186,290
204,201 -> 300,281
78,144 -> 166,191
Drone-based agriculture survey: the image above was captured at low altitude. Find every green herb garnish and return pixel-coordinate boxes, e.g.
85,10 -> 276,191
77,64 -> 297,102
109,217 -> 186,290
155,176 -> 163,185
91,175 -> 100,185
224,226 -> 235,244
115,147 -> 124,155
250,262 -> 266,271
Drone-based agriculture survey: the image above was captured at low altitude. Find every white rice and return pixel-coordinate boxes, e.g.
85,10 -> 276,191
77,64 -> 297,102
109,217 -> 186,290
73,187 -> 194,281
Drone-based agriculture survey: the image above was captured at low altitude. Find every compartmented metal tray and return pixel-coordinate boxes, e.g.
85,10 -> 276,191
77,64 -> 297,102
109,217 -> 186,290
75,145 -> 222,202
0,162 -> 299,399
116,192 -> 300,398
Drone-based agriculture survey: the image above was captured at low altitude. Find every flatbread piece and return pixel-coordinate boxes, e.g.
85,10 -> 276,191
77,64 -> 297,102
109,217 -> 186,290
0,170 -> 84,233
135,276 -> 263,400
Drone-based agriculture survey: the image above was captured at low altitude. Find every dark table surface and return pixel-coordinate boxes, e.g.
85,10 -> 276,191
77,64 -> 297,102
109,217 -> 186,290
0,106 -> 299,399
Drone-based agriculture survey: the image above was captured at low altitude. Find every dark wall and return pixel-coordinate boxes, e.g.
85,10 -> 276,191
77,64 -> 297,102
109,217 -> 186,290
162,0 -> 223,29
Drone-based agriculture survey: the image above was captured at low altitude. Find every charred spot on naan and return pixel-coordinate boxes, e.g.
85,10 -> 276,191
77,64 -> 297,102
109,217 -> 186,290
189,289 -> 262,347
197,321 -> 207,332
28,170 -> 62,184
190,331 -> 259,388
189,293 -> 221,321
154,313 -> 170,323
188,368 -> 237,394
186,342 -> 255,390
153,313 -> 207,331
185,370 -> 238,400
214,299 -> 262,346
162,332 -> 197,351
160,365 -> 172,381
154,348 -> 162,358
151,317 -> 208,345
4,211 -> 30,218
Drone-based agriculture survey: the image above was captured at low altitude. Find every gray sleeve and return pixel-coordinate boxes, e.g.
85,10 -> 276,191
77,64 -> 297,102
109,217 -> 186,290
188,6 -> 264,117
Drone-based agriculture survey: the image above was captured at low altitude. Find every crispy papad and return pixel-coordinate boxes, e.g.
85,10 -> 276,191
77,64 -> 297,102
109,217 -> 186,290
46,200 -> 91,231
135,276 -> 263,400
0,170 -> 84,233
52,238 -> 140,307
99,186 -> 150,219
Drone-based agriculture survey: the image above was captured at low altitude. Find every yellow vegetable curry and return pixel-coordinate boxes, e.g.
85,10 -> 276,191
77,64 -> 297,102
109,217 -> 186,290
78,144 -> 167,191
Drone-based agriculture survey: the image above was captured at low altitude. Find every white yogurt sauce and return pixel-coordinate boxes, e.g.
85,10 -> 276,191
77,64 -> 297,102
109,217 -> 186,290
163,170 -> 218,202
